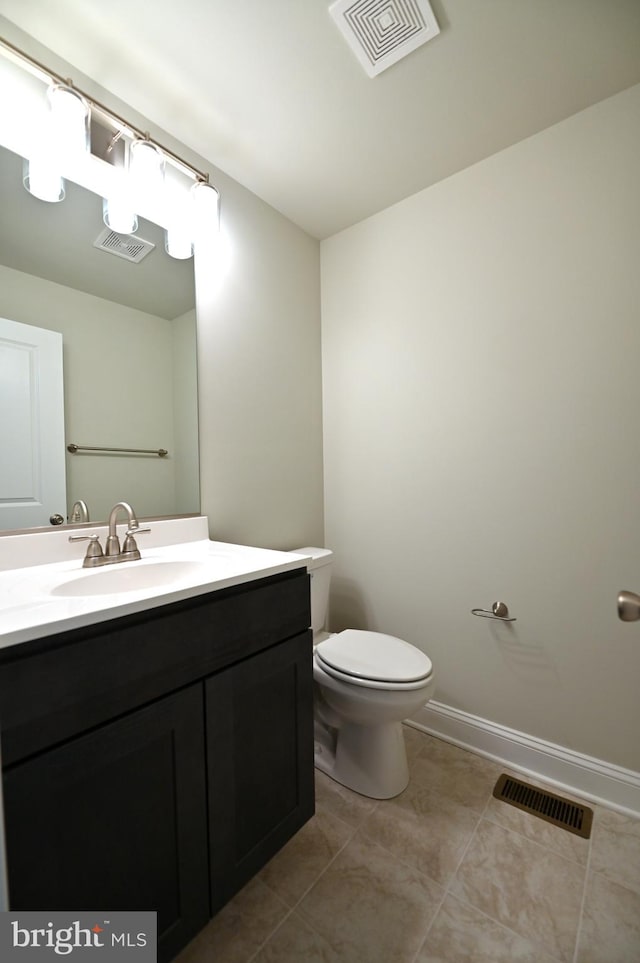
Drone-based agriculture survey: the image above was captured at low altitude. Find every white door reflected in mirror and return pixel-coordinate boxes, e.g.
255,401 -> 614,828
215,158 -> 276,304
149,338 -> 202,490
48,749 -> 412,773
0,317 -> 66,528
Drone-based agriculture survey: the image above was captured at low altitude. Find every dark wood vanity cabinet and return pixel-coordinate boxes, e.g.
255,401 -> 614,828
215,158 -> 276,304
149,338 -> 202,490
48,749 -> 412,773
0,568 -> 314,963
207,633 -> 314,913
3,684 -> 210,962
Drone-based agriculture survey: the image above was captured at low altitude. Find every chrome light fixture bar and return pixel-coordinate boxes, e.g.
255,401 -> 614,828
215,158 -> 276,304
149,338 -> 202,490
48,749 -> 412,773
0,37 -> 209,183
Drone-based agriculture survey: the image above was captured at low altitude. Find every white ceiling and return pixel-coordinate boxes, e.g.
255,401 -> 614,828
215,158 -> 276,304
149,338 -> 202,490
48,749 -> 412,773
1,0 -> 639,239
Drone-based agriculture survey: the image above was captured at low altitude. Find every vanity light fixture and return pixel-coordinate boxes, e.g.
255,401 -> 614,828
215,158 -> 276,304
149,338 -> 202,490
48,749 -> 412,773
2,37 -> 221,257
23,82 -> 90,203
164,178 -> 219,260
130,137 -> 165,196
50,83 -> 91,153
191,180 -> 230,289
102,189 -> 138,235
191,180 -> 220,239
102,137 -> 165,237
164,221 -> 194,260
22,153 -> 64,204
103,137 -> 166,241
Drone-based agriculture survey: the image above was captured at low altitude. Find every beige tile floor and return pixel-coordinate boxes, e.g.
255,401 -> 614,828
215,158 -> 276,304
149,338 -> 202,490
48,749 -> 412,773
176,726 -> 640,963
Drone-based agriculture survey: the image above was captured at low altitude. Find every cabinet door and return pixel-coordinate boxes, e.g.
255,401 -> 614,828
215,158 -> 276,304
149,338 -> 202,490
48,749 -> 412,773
207,632 -> 315,911
3,685 -> 209,963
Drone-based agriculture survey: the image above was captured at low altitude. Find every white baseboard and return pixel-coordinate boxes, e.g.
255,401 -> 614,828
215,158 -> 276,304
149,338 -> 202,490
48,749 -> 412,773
408,700 -> 640,817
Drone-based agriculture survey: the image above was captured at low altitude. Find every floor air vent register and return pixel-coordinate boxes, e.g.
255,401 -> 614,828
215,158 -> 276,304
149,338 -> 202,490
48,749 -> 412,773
493,774 -> 593,839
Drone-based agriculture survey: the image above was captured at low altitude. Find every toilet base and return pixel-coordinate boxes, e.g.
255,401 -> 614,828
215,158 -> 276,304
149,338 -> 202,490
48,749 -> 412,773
314,718 -> 410,799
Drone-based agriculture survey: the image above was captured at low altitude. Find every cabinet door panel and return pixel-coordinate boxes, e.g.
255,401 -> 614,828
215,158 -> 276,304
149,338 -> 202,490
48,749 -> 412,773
3,685 -> 209,963
207,633 -> 314,911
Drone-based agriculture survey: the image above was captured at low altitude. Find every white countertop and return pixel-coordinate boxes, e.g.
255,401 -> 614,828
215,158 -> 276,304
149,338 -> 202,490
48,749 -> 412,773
0,518 -> 310,650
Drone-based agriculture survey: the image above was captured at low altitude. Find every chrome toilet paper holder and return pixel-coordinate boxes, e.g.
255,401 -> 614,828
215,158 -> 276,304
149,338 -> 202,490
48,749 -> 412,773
471,602 -> 516,622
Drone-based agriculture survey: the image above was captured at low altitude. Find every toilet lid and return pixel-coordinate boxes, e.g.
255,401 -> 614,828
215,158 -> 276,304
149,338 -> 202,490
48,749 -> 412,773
315,630 -> 432,684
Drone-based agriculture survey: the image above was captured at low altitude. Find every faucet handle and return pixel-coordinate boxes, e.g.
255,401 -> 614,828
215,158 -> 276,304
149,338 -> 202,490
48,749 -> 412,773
69,533 -> 101,546
68,533 -> 104,567
122,527 -> 150,558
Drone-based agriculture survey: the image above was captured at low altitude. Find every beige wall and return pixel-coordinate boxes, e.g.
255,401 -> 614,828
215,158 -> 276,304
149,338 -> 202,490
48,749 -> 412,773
321,84 -> 640,773
194,176 -> 323,550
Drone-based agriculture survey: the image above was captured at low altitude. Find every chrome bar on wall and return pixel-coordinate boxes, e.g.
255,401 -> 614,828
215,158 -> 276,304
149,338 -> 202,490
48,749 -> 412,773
67,443 -> 168,457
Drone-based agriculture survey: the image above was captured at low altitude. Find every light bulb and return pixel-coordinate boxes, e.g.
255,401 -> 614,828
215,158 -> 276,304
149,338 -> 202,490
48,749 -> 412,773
48,84 -> 90,157
165,226 -> 193,260
23,156 -> 64,202
191,181 -> 220,244
23,83 -> 89,203
130,138 -> 165,204
103,195 -> 138,235
164,181 -> 194,259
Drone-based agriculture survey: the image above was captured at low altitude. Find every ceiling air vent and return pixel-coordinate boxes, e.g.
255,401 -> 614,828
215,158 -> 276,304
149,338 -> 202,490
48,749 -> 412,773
330,0 -> 440,77
93,228 -> 155,263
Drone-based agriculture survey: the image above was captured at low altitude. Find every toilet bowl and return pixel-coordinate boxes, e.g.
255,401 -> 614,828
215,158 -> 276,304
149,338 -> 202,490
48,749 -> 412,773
291,547 -> 436,799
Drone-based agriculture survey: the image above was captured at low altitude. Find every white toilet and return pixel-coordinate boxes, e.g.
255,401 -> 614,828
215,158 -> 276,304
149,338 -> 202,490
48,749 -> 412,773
292,547 -> 436,799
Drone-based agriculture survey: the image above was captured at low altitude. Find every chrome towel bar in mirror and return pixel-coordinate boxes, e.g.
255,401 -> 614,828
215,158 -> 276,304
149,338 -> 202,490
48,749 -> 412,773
471,602 -> 516,622
67,443 -> 168,457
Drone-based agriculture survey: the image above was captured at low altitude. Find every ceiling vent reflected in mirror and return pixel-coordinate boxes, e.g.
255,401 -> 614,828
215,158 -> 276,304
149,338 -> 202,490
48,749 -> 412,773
93,227 -> 155,263
330,0 -> 440,77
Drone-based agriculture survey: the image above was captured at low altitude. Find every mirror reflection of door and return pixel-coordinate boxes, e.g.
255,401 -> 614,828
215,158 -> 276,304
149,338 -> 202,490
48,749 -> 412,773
0,317 -> 66,528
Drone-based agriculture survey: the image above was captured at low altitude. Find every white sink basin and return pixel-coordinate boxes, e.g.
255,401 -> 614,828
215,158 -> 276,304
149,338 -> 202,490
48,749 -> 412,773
50,559 -> 211,597
0,525 -> 309,650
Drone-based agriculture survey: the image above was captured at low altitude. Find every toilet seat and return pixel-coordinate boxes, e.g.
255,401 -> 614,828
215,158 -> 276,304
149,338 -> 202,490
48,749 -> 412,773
315,629 -> 433,691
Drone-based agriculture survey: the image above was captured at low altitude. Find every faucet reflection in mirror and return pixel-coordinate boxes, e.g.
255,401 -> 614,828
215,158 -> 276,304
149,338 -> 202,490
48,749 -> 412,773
0,37 -> 221,260
69,500 -> 90,524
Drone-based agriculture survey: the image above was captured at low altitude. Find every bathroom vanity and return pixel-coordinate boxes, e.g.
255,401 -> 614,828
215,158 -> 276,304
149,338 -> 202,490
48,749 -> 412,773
0,520 -> 314,962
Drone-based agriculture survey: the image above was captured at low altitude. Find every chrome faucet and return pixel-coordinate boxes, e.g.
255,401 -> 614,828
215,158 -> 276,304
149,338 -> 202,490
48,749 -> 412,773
106,501 -> 141,557
69,501 -> 150,567
69,499 -> 90,523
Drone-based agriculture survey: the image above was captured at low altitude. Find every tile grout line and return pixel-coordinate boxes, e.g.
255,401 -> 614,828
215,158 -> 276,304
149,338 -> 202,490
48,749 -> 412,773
481,807 -> 592,867
444,790 -> 588,963
446,790 -> 492,890
223,878 -> 295,963
272,815 -> 366,951
418,787 -> 570,963
571,808 -> 596,963
448,893 -> 567,963
483,822 -> 589,865
247,806 -> 361,961
244,905 -> 296,963
406,789 -> 491,963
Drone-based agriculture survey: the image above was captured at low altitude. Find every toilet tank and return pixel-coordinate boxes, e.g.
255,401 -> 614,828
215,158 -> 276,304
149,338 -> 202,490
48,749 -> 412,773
290,546 -> 333,638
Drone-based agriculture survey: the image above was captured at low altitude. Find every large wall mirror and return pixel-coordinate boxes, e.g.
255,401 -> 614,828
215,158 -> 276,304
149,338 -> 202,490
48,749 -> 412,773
0,141 -> 200,533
